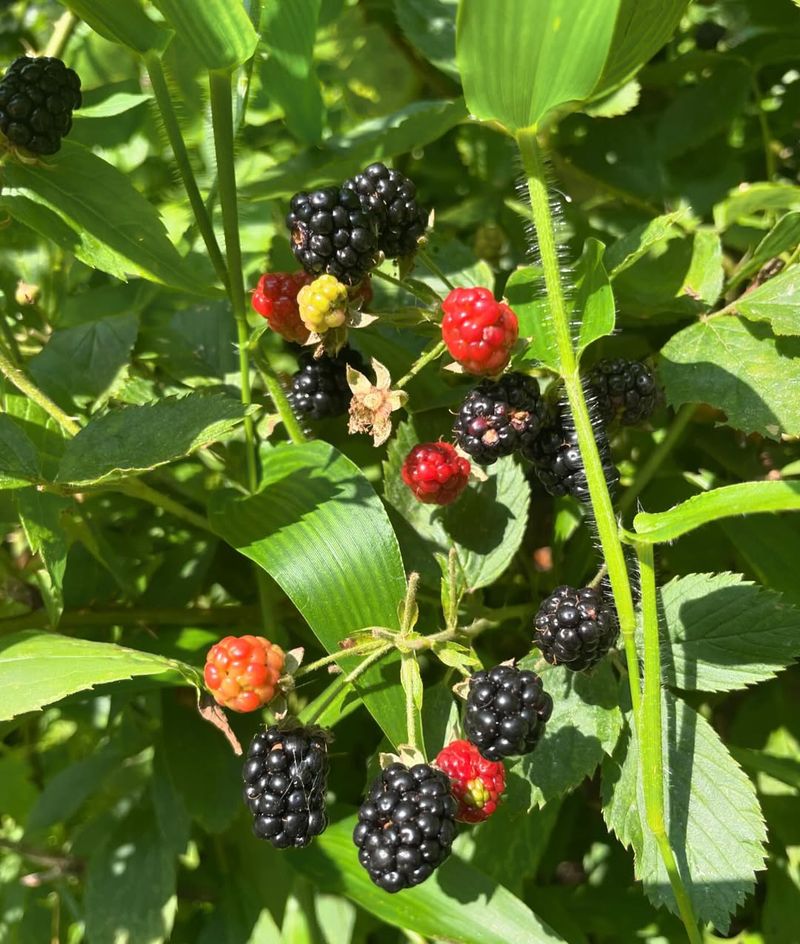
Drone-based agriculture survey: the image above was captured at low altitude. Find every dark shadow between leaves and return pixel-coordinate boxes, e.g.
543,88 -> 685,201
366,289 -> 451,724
440,474 -> 513,555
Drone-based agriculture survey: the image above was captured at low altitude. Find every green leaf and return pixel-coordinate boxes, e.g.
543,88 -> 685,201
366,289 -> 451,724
56,394 -> 249,486
730,214 -> 800,289
85,806 -> 178,944
14,489 -> 71,626
659,573 -> 800,692
456,0 -> 622,131
575,238 -> 615,357
63,0 -> 173,54
152,0 -> 258,70
76,91 -> 151,119
604,210 -> 687,277
290,813 -> 566,943
602,696 -> 767,931
29,312 -> 139,412
629,481 -> 800,544
582,79 -> 640,119
260,0 -> 324,144
735,265 -> 800,335
731,746 -> 800,792
513,660 -> 623,808
505,266 -> 559,371
660,317 -> 800,438
0,632 -> 184,721
394,0 -> 458,79
1,142 -> 208,294
593,0 -> 688,94
384,419 -> 529,590
0,415 -> 40,489
714,183 -> 800,230
0,383 -> 68,480
209,441 -> 408,746
146,301 -> 238,388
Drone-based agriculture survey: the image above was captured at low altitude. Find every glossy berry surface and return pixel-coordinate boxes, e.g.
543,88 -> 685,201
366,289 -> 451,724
287,347 -> 363,420
204,635 -> 284,713
464,665 -> 552,762
534,585 -> 618,671
441,287 -> 518,375
453,372 -> 545,465
353,762 -> 457,892
435,739 -> 506,824
401,442 -> 470,505
251,272 -> 313,343
286,186 -> 380,285
588,358 -> 658,426
343,162 -> 428,258
243,725 -> 329,848
0,56 -> 81,155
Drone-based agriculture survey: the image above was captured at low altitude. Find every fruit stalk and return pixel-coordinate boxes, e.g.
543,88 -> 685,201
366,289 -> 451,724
515,127 -> 640,716
637,542 -> 703,944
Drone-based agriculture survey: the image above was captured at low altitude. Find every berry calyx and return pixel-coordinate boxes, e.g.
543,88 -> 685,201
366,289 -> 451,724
297,274 -> 349,335
588,358 -> 658,426
0,56 -> 81,156
203,635 -> 285,713
464,664 -> 552,762
401,442 -> 471,505
435,739 -> 506,824
452,372 -> 546,466
534,585 -> 618,672
353,762 -> 457,892
251,271 -> 313,343
243,724 -> 330,848
441,287 -> 518,376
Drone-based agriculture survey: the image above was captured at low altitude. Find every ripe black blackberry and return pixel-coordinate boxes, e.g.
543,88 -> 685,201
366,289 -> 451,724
525,403 -> 619,502
464,664 -> 552,762
343,162 -> 428,259
534,585 -> 618,672
452,372 -> 546,466
243,724 -> 329,849
588,358 -> 658,426
353,762 -> 457,893
286,186 -> 379,286
287,346 -> 364,420
0,56 -> 81,156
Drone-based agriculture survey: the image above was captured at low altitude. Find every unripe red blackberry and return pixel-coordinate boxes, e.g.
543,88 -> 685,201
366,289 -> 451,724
251,271 -> 313,344
243,724 -> 330,848
0,56 -> 81,155
401,442 -> 471,505
203,635 -> 284,713
435,739 -> 505,824
534,585 -> 618,671
441,287 -> 518,376
353,762 -> 457,892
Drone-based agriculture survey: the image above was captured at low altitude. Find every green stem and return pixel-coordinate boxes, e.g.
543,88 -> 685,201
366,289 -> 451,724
400,572 -> 420,634
208,70 -> 258,494
0,605 -> 258,634
371,268 -> 441,304
636,543 -> 703,944
516,128 -> 640,718
117,479 -> 212,533
145,54 -> 229,289
0,344 -> 80,436
619,405 -> 697,517
417,247 -> 455,291
293,641 -> 383,678
44,10 -> 77,58
750,71 -> 776,181
252,351 -> 308,445
304,644 -> 392,725
403,652 -> 418,751
395,340 -> 446,389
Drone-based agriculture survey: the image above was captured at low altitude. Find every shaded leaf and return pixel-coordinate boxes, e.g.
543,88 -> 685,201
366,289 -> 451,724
394,0 -> 458,79
575,238 -> 615,357
63,0 -> 172,54
605,210 -> 687,277
0,415 -> 40,489
152,0 -> 258,70
14,489 -> 71,626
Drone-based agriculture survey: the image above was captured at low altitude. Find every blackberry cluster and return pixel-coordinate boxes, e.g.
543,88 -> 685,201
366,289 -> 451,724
344,162 -> 428,258
588,358 -> 658,426
527,404 -> 619,502
286,187 -> 380,286
464,665 -> 552,762
534,585 -> 618,671
287,347 -> 364,420
0,56 -> 81,155
243,724 -> 329,848
453,372 -> 546,465
353,762 -> 457,892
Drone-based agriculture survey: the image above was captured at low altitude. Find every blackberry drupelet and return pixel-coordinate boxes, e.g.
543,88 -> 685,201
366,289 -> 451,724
343,162 -> 428,258
525,404 -> 619,501
287,347 -> 364,420
588,358 -> 658,426
464,664 -> 552,762
243,724 -> 329,848
285,186 -> 379,285
353,762 -> 457,892
453,372 -> 546,465
0,56 -> 81,155
534,585 -> 618,671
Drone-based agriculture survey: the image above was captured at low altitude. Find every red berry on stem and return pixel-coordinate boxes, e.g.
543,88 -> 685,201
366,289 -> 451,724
435,739 -> 506,823
204,634 -> 285,713
251,272 -> 313,344
441,286 -> 518,375
401,442 -> 470,505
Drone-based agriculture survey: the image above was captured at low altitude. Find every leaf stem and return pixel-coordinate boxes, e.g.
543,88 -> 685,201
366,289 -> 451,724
145,54 -> 229,289
304,644 -> 393,725
117,479 -> 213,533
516,128 -> 640,717
395,340 -> 446,389
293,641 -> 383,678
417,247 -> 455,291
0,343 -> 80,436
43,10 -> 77,59
252,351 -> 308,445
403,652 -> 418,751
750,71 -> 776,181
636,542 -> 703,944
371,267 -> 440,304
